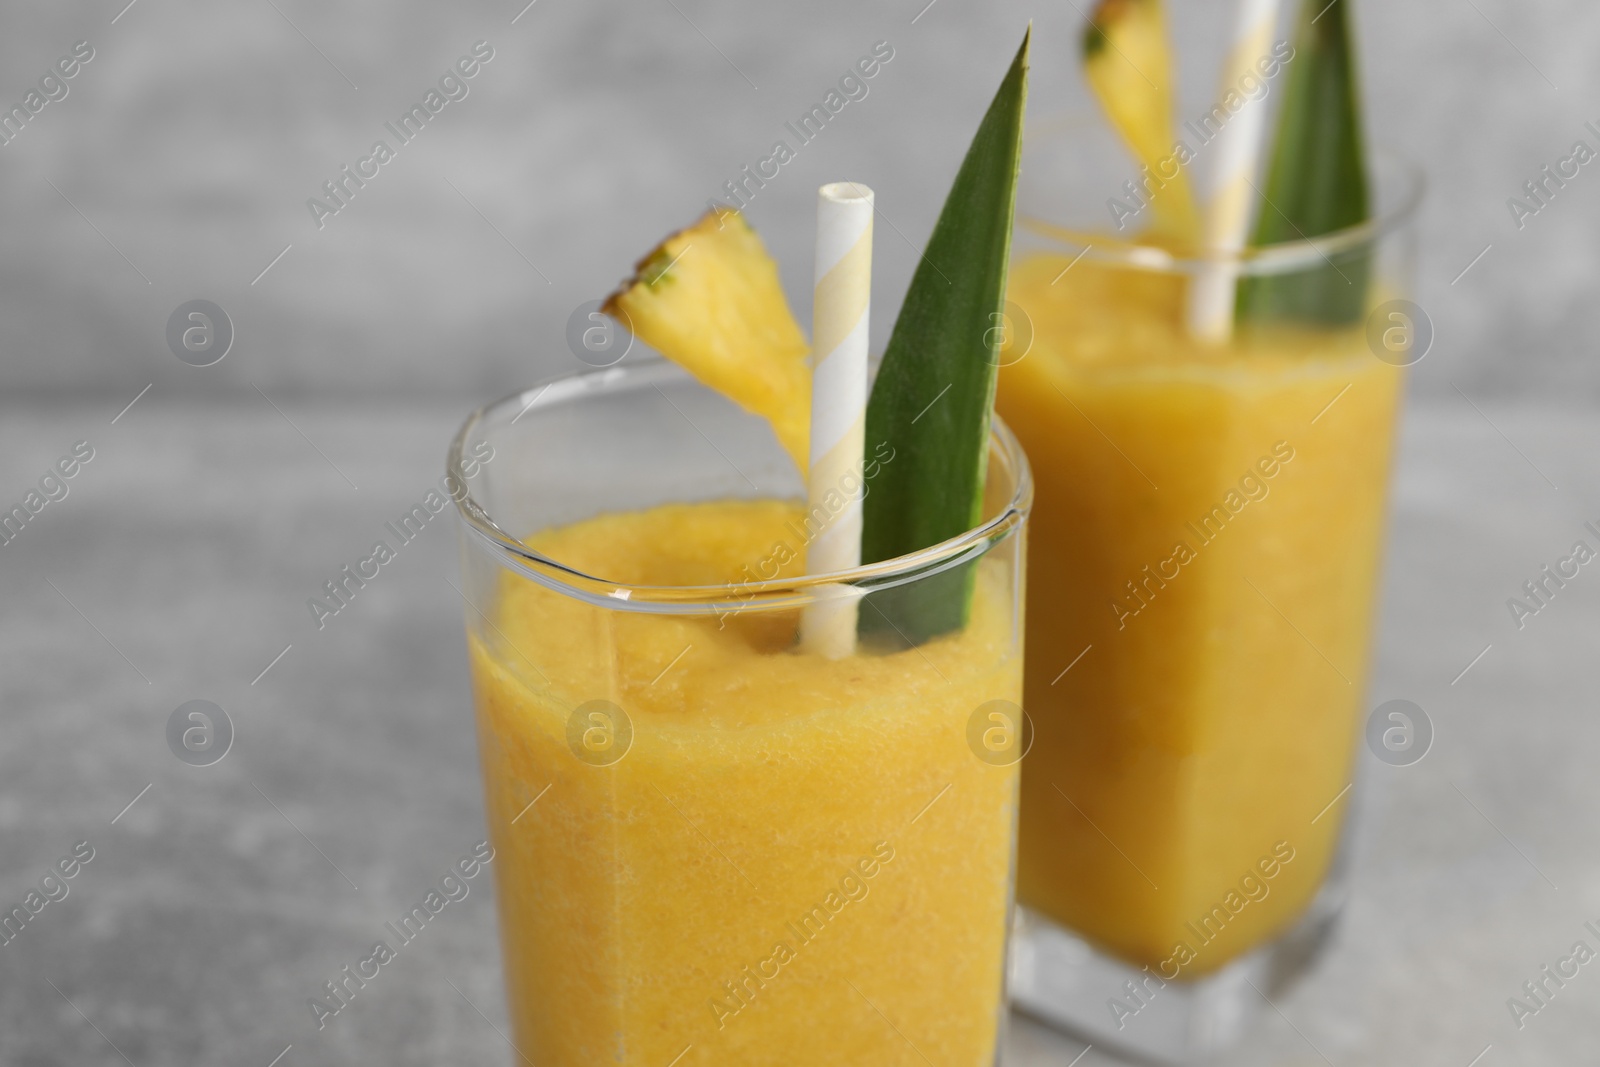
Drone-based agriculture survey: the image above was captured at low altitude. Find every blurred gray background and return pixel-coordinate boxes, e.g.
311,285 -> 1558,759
0,0 -> 1589,403
3,2 -> 1598,1066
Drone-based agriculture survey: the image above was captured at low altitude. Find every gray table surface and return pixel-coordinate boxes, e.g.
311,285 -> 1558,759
0,394 -> 1592,1066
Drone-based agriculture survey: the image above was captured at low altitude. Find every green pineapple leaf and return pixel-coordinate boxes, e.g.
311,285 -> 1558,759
858,27 -> 1029,647
1236,0 -> 1371,326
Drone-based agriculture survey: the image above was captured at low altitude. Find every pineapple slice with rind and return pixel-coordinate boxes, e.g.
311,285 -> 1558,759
1083,0 -> 1199,245
604,208 -> 811,475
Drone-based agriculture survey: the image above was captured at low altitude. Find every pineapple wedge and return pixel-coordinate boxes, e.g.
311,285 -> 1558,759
1083,0 -> 1199,244
603,209 -> 811,475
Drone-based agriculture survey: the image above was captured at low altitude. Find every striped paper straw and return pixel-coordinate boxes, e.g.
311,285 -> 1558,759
1186,0 -> 1281,343
799,182 -> 873,660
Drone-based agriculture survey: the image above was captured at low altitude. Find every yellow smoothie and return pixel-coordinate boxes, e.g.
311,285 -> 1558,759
999,252 -> 1402,974
468,499 -> 1021,1065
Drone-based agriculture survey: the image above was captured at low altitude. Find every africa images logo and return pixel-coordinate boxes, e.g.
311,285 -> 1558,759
306,41 -> 496,230
306,440 -> 493,630
0,40 -> 95,148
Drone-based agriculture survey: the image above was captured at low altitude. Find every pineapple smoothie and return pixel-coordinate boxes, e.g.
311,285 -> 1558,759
468,499 -> 1022,1066
999,252 -> 1402,973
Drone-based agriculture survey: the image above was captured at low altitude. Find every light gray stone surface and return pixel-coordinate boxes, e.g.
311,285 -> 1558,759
0,394 -> 1593,1065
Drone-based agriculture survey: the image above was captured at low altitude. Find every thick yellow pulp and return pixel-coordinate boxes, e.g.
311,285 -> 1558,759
468,500 -> 1021,1065
999,252 -> 1402,975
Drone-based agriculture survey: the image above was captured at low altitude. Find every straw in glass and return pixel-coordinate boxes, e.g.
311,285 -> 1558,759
799,182 -> 874,658
1186,0 -> 1281,342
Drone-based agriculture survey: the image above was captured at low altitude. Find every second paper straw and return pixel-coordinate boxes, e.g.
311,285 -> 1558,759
1186,0 -> 1280,343
799,182 -> 874,659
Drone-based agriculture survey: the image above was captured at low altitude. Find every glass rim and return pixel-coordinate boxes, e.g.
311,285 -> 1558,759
447,359 -> 1034,613
1019,142 -> 1425,276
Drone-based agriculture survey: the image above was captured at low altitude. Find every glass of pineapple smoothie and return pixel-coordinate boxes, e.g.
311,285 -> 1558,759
998,119 -> 1423,1060
449,359 -> 1031,1067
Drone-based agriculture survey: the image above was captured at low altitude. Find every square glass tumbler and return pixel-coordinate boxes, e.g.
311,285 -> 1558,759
998,120 -> 1424,1062
448,360 -> 1032,1066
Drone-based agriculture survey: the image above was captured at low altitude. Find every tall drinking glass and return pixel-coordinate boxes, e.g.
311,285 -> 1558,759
448,359 -> 1032,1066
999,118 -> 1423,1061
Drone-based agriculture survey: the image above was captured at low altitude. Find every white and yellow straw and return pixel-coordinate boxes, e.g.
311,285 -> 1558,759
799,182 -> 874,659
1186,0 -> 1281,343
